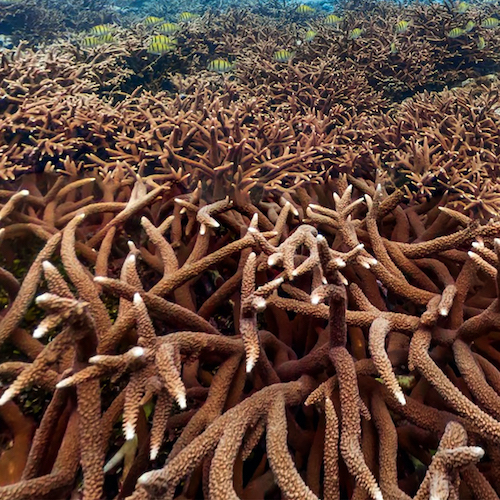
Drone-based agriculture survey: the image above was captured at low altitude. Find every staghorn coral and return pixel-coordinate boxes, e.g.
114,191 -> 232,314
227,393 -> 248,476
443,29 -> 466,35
0,169 -> 500,498
3,2 -> 500,499
2,7 -> 500,214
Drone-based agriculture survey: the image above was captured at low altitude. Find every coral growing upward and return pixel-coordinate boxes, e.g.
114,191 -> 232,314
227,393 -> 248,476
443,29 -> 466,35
2,1 -> 500,498
0,168 -> 500,498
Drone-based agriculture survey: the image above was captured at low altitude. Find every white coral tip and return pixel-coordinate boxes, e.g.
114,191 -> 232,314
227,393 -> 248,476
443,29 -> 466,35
126,253 -> 136,264
311,294 -> 321,305
199,223 -> 207,235
19,189 -> 30,196
0,387 -> 14,405
33,326 -> 47,339
133,293 -> 143,305
138,470 -> 155,485
89,355 -> 105,363
471,446 -> 485,458
150,446 -> 159,461
246,357 -> 256,374
56,378 -> 72,389
94,276 -> 107,283
374,490 -> 384,500
42,261 -> 55,272
76,213 -> 86,221
129,346 -> 145,358
316,234 -> 326,242
439,307 -> 450,317
334,258 -> 346,268
35,292 -> 52,304
124,423 -> 135,441
471,241 -> 484,249
268,254 -> 279,266
176,392 -> 187,409
396,391 -> 406,406
254,297 -> 267,312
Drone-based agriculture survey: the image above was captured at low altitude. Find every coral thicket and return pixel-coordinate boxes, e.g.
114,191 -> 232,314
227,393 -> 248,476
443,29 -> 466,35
2,2 -> 500,499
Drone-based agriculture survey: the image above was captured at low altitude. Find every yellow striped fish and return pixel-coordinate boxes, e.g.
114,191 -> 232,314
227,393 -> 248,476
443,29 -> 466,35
481,17 -> 500,28
464,20 -> 475,32
325,14 -> 342,25
296,4 -> 314,14
273,49 -> 294,62
99,34 -> 115,44
81,36 -> 105,48
179,12 -> 197,22
150,35 -> 177,45
447,27 -> 466,38
477,36 -> 486,49
348,28 -> 363,40
304,29 -> 317,42
89,24 -> 113,36
456,2 -> 469,14
148,41 -> 176,55
394,20 -> 409,34
143,16 -> 164,26
158,22 -> 179,35
207,59 -> 234,73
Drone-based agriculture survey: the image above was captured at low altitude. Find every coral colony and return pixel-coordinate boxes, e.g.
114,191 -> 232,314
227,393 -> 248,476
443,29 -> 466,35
3,0 -> 500,499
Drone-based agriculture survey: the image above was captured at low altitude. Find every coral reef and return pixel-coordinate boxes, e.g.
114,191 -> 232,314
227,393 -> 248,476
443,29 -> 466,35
1,166 -> 500,498
2,1 -> 500,499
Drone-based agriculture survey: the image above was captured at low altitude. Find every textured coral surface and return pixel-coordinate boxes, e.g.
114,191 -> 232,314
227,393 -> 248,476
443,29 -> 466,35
2,2 -> 500,500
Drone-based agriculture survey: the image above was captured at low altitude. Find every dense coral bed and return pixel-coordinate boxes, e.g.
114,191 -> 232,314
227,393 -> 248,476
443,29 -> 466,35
2,1 -> 500,500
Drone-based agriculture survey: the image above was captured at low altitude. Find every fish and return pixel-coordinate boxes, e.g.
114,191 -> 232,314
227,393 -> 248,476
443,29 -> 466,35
304,29 -> 317,42
296,4 -> 314,14
150,35 -> 177,45
158,23 -> 179,35
207,59 -> 234,73
477,35 -> 486,49
456,2 -> 469,14
148,40 -> 177,55
481,17 -> 500,28
143,16 -> 164,26
394,20 -> 409,34
81,36 -> 106,48
447,27 -> 466,38
89,24 -> 113,36
389,42 -> 398,55
179,12 -> 197,22
98,34 -> 115,44
325,14 -> 342,26
464,20 -> 475,32
273,50 -> 294,63
348,28 -> 363,40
